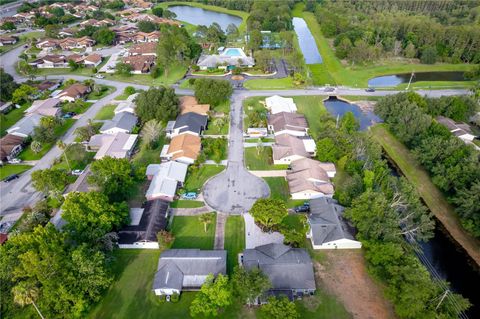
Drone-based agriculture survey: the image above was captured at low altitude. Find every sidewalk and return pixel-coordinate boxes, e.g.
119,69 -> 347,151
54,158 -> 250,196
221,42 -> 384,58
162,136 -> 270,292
249,170 -> 287,177
214,212 -> 227,250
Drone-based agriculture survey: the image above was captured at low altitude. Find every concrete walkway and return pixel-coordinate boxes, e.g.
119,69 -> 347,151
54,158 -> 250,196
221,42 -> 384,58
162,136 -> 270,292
249,170 -> 287,177
205,160 -> 228,166
214,212 -> 227,250
170,206 -> 210,216
243,142 -> 275,148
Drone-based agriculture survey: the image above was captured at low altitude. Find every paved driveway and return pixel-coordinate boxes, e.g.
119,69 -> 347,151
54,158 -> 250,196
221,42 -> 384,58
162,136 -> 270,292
203,93 -> 270,214
244,213 -> 284,249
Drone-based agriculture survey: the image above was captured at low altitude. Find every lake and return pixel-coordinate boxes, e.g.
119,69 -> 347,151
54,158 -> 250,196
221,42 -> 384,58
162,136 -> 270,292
292,17 -> 322,64
323,97 -> 381,130
168,5 -> 242,31
368,71 -> 467,87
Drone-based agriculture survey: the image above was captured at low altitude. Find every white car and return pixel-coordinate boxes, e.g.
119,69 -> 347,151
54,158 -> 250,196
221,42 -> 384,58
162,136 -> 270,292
8,158 -> 22,164
72,169 -> 84,176
94,74 -> 105,79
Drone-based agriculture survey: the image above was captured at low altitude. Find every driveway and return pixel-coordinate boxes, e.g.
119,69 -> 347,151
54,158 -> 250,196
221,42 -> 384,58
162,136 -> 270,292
203,92 -> 270,214
244,213 -> 284,249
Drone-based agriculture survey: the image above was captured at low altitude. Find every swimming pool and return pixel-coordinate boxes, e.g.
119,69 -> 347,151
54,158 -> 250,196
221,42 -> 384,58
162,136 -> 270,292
222,48 -> 243,57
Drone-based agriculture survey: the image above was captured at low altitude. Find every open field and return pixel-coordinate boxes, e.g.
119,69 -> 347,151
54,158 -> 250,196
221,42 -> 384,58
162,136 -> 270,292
264,177 -> 289,202
0,164 -> 32,180
244,147 -> 288,171
94,104 -> 116,120
170,200 -> 204,208
370,124 -> 480,266
292,96 -> 329,139
102,64 -> 188,86
185,164 -> 225,192
224,216 -> 245,274
243,77 -> 295,90
170,215 -> 216,250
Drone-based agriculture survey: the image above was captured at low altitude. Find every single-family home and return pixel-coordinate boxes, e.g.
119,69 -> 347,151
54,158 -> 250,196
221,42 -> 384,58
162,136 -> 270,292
145,161 -> 188,202
58,36 -> 95,50
197,47 -> 254,70
152,249 -> 227,296
63,165 -> 97,195
99,112 -> 137,134
272,134 -> 313,165
57,83 -> 91,102
162,133 -> 201,164
0,36 -> 18,46
128,42 -> 157,56
30,54 -> 69,68
265,95 -> 297,114
58,28 -> 75,38
268,112 -> 308,137
83,54 -> 102,67
36,38 -> 59,50
24,98 -> 62,117
307,197 -> 362,250
0,134 -> 25,162
166,112 -> 208,138
286,158 -> 336,199
118,199 -> 169,249
114,93 -> 138,114
7,113 -> 42,138
241,243 -> 316,301
0,101 -> 13,114
122,55 -> 156,74
88,132 -> 138,160
179,96 -> 210,116
33,80 -> 61,92
436,116 -> 477,144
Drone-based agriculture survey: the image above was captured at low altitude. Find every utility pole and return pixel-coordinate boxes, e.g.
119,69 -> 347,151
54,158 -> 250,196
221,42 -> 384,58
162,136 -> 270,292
435,289 -> 450,310
406,72 -> 415,91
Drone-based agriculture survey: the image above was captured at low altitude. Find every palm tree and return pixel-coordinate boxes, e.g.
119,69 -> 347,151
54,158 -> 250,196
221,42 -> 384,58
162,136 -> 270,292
30,140 -> 42,154
141,120 -> 163,149
198,213 -> 214,233
12,282 -> 45,319
57,140 -> 71,171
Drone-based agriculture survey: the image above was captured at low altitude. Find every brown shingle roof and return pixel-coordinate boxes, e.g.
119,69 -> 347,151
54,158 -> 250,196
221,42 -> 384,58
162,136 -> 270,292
0,134 -> 25,160
167,133 -> 201,161
268,112 -> 308,133
286,158 -> 334,195
179,96 -> 210,116
272,134 -> 309,160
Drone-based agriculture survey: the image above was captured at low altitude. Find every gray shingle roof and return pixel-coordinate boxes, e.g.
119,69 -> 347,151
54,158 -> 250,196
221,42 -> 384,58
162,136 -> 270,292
173,112 -> 208,135
243,244 -> 316,291
100,112 -> 137,133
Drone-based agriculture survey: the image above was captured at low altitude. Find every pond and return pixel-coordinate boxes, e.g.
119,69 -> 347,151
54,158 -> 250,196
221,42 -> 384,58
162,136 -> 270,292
168,5 -> 242,31
368,71 -> 467,87
292,17 -> 322,64
323,97 -> 381,130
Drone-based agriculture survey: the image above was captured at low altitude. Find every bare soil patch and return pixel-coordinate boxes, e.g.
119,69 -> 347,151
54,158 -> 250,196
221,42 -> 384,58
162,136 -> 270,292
314,250 -> 396,319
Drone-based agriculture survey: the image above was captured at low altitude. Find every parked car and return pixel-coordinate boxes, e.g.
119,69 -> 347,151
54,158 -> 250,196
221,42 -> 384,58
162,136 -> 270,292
3,174 -> 19,183
324,87 -> 336,92
365,87 -> 376,92
71,169 -> 84,176
63,112 -> 76,119
181,192 -> 197,200
7,158 -> 22,164
94,74 -> 105,79
294,205 -> 310,213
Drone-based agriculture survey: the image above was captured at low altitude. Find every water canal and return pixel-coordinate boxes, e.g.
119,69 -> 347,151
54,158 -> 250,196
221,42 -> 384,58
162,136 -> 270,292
292,17 -> 323,64
368,71 -> 467,87
323,97 -> 381,130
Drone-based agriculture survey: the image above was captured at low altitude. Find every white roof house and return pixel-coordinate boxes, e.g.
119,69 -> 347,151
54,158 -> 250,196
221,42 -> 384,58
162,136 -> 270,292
25,98 -> 61,117
7,114 -> 42,138
197,48 -> 254,70
145,161 -> 188,202
265,95 -> 297,114
100,112 -> 137,134
88,132 -> 138,160
114,93 -> 138,114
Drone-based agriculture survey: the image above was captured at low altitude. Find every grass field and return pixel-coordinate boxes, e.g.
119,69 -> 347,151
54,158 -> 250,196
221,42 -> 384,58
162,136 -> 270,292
94,104 -> 116,120
0,164 -> 32,180
103,64 -> 188,86
170,215 -> 216,250
184,164 -> 225,192
170,200 -> 205,208
86,85 -> 116,101
264,177 -> 290,202
0,103 -> 30,137
292,96 -> 329,139
224,216 -> 245,274
243,77 -> 295,90
370,124 -> 480,265
244,147 -> 288,170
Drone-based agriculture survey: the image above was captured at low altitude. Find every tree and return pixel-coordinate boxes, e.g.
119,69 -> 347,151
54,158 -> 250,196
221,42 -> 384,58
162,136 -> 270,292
335,37 -> 353,59
62,192 -> 129,245
88,157 -> 137,202
261,296 -> 299,319
12,282 -> 44,319
68,59 -> 80,71
93,28 -> 115,45
141,119 -> 163,149
404,42 -> 416,58
190,274 -> 231,317
198,212 -> 215,233
134,87 -> 179,123
250,199 -> 288,231
1,21 -> 16,30
248,29 -> 263,52
31,168 -> 69,200
17,60 -> 37,80
115,62 -> 132,76
137,20 -> 157,33
420,46 -> 437,64
194,79 -> 233,106
12,84 -> 38,104
124,86 -> 136,96
74,121 -> 98,142
254,50 -> 272,73
231,266 -> 271,305
30,140 -> 42,154
316,137 -> 340,162
152,6 -> 163,17
57,140 -> 71,171
0,68 -> 18,102
44,24 -> 60,38
49,7 -> 64,18
157,230 -> 175,249
340,111 -> 359,133
226,23 -> 238,37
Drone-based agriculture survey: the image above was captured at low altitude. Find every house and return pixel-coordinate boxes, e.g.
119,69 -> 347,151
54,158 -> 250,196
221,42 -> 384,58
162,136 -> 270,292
83,53 -> 102,67
122,55 -> 156,74
58,28 -> 75,38
7,114 -> 42,138
265,95 -> 297,114
152,249 -> 227,296
268,112 -> 308,137
145,161 -> 188,202
88,132 -> 138,160
114,93 -> 138,114
436,116 -> 477,143
179,96 -> 210,116
241,243 -> 316,301
25,98 -> 62,117
162,133 -> 201,165
131,31 -> 160,44
0,134 -> 25,162
33,80 -> 60,92
118,199 -> 169,249
100,112 -> 137,134
272,134 -> 314,164
197,47 -> 254,70
128,42 -> 157,56
0,36 -> 18,46
307,197 -> 362,250
58,36 -> 95,50
63,165 -> 97,195
286,158 -> 335,199
166,113 -> 208,138
57,83 -> 90,102
0,101 -> 13,114
30,54 -> 69,68
36,38 -> 59,50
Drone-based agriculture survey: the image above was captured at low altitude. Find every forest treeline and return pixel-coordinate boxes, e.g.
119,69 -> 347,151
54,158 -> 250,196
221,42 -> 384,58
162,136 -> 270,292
310,0 -> 480,64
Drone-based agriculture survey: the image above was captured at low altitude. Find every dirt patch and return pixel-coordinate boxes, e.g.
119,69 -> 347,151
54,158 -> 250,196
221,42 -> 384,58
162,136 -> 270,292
314,250 -> 396,319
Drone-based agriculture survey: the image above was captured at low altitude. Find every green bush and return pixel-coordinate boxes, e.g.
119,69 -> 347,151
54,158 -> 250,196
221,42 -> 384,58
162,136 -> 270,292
170,293 -> 179,303
188,78 -> 196,85
124,86 -> 136,95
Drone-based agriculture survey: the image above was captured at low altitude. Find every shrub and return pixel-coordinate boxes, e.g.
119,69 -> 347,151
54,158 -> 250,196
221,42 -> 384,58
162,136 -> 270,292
188,78 -> 196,85
170,293 -> 180,303
191,64 -> 200,72
124,86 -> 136,95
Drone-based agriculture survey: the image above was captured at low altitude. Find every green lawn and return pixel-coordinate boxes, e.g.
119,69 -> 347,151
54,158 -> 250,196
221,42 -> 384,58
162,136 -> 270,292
131,136 -> 165,170
243,77 -> 295,90
94,104 -> 116,120
170,215 -> 216,250
370,124 -> 480,265
243,96 -> 268,129
0,103 -> 30,137
61,101 -> 93,114
18,119 -> 76,161
104,64 -> 188,86
183,164 -> 225,192
244,147 -> 289,170
0,164 -> 32,180
35,59 -> 109,77
264,177 -> 290,202
86,85 -> 116,100
293,96 -> 329,139
170,200 -> 205,208
224,216 -> 245,274
204,116 -> 229,135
